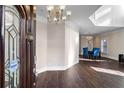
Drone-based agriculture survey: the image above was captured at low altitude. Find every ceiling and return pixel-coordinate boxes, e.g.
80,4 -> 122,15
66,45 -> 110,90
37,5 -> 124,35
67,5 -> 124,35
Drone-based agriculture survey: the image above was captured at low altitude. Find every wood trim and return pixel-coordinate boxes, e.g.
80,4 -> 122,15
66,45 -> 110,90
0,5 -> 4,88
15,5 -> 27,88
16,5 -> 36,88
26,5 -> 36,88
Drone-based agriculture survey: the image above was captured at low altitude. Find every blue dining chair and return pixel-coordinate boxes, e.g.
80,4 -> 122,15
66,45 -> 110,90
83,47 -> 89,58
92,48 -> 100,59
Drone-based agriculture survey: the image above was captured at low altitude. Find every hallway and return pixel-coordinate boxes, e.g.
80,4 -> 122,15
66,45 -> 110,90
36,58 -> 124,88
1,5 -> 124,88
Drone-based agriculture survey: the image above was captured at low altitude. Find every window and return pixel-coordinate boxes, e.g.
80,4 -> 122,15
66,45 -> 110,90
101,39 -> 108,54
4,5 -> 20,88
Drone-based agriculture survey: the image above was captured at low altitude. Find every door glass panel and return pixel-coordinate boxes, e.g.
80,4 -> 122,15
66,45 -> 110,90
4,5 -> 20,88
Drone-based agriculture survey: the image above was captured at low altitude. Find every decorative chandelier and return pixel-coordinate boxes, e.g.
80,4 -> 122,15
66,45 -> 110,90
47,5 -> 71,23
86,36 -> 93,40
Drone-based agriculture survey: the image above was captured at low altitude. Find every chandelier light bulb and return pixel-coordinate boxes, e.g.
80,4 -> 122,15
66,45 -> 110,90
47,5 -> 54,11
47,15 -> 50,18
86,36 -> 93,40
67,11 -> 72,16
54,17 -> 57,21
62,16 -> 66,20
60,5 -> 66,10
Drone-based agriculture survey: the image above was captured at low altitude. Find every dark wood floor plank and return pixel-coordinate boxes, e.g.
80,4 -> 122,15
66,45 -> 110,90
36,57 -> 124,88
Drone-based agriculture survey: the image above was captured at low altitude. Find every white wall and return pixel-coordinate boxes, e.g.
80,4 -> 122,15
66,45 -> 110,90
36,15 -> 47,73
94,28 -> 124,60
36,6 -> 79,73
65,23 -> 79,68
36,20 -> 79,73
47,24 -> 65,68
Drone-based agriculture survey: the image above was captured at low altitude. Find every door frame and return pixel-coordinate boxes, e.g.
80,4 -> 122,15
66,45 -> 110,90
0,5 -> 36,88
0,5 -> 4,88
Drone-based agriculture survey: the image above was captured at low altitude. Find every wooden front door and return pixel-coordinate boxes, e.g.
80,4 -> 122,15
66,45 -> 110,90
0,5 -> 36,88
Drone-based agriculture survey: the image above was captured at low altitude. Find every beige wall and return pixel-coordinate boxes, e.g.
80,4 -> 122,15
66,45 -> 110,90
80,36 -> 88,55
79,28 -> 124,60
93,36 -> 101,48
80,36 -> 94,55
94,28 -> 124,60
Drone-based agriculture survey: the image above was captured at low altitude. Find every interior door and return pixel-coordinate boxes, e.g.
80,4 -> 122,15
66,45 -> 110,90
0,5 -> 36,88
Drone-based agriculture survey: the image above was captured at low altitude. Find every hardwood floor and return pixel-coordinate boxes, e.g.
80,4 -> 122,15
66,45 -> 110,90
36,57 -> 124,88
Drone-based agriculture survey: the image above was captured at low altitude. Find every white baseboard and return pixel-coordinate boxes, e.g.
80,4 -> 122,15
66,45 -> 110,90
66,61 -> 79,69
36,67 -> 47,75
36,66 -> 66,75
47,66 -> 67,71
102,55 -> 118,60
36,61 -> 79,74
108,56 -> 118,60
